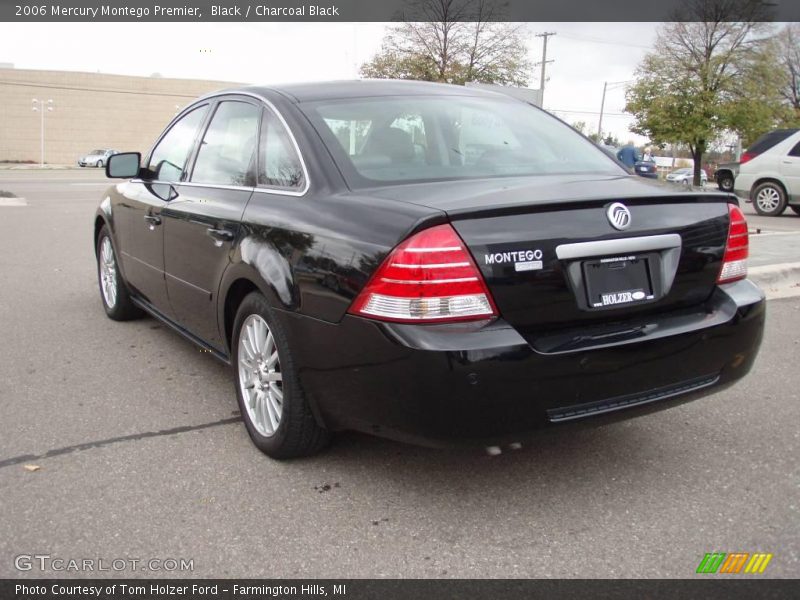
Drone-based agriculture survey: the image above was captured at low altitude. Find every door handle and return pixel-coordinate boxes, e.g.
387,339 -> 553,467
143,214 -> 161,229
207,227 -> 235,245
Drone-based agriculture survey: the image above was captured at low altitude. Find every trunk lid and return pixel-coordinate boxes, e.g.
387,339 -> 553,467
367,175 -> 732,333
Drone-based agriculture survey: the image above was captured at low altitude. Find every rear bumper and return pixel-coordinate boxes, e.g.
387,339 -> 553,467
285,279 -> 765,446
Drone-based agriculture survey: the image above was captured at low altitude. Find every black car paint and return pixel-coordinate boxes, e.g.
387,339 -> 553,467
95,81 -> 765,446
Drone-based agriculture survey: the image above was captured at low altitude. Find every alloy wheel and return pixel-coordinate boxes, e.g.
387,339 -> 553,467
756,187 -> 781,212
238,314 -> 283,437
99,237 -> 118,308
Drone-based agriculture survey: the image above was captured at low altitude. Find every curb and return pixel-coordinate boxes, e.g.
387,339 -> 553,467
0,197 -> 27,206
748,262 -> 800,300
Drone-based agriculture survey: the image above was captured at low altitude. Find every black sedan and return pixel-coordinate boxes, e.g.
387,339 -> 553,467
95,80 -> 765,458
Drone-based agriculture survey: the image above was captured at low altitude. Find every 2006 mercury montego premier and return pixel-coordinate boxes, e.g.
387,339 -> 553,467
94,80 -> 765,459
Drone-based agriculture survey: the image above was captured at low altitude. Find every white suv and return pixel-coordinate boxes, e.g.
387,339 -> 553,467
734,128 -> 800,216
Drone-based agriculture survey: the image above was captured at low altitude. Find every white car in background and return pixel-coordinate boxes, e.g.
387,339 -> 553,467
734,128 -> 800,216
665,167 -> 707,186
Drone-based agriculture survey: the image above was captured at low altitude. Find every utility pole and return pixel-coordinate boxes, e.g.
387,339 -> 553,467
597,81 -> 608,142
535,32 -> 556,106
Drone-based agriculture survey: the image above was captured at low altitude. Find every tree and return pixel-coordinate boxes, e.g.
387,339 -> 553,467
571,121 -> 588,135
772,24 -> 800,117
625,0 -> 779,185
360,0 -> 532,86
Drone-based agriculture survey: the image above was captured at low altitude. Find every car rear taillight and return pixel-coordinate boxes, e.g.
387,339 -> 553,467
717,204 -> 749,284
739,151 -> 755,164
348,223 -> 498,323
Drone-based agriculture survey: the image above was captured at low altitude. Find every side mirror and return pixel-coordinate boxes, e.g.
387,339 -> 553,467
106,152 -> 141,179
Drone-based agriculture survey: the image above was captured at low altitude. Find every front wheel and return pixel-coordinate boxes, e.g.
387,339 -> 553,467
96,160 -> 104,168
96,226 -> 142,320
752,182 -> 787,216
232,292 -> 330,459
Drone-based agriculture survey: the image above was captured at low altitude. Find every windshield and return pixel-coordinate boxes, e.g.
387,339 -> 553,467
90,149 -> 104,154
301,95 -> 623,187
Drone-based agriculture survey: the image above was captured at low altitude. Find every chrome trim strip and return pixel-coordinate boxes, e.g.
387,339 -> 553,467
144,90 -> 310,197
556,234 -> 682,260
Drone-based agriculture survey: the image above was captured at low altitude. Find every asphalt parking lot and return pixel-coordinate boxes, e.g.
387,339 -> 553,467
0,170 -> 798,578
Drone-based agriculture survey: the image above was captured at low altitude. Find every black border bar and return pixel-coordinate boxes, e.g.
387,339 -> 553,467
2,0 -> 800,22
3,579 -> 800,600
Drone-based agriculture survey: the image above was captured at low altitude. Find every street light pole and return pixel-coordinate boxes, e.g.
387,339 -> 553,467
31,98 -> 54,167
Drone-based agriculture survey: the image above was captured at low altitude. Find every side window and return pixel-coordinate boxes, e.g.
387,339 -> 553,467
148,105 -> 208,183
789,141 -> 800,157
258,110 -> 306,191
191,101 -> 260,186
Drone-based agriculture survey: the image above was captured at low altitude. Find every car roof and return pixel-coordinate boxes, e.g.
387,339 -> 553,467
217,80 -> 507,103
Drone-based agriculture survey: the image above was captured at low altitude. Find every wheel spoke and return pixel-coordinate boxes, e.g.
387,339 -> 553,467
242,335 -> 256,360
267,392 -> 282,420
264,331 -> 274,358
266,371 -> 282,383
269,382 -> 283,403
267,351 -> 279,368
265,392 -> 279,432
246,322 -> 259,356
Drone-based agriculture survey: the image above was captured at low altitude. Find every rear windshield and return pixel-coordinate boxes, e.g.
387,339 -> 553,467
747,129 -> 798,155
300,95 -> 622,187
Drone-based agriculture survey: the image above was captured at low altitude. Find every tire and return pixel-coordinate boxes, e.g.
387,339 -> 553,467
232,291 -> 330,459
96,226 -> 142,321
791,206 -> 800,216
718,174 -> 734,192
681,178 -> 690,186
97,160 -> 104,168
752,182 -> 787,216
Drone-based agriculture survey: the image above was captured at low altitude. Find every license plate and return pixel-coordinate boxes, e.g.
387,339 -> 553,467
639,166 -> 648,172
582,255 -> 654,308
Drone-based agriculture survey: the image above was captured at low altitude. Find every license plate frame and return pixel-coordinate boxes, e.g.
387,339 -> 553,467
582,254 -> 655,309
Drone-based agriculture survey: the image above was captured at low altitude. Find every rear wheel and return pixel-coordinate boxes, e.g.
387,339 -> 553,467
717,174 -> 734,192
232,292 -> 330,459
752,182 -> 787,216
96,226 -> 142,320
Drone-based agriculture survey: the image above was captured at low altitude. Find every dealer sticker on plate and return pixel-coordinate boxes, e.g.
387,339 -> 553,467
597,289 -> 648,307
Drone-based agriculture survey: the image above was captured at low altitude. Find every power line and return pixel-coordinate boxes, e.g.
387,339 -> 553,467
558,33 -> 652,51
550,108 -> 629,117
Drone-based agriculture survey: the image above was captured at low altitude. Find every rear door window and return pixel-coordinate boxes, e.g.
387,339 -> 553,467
191,101 -> 260,187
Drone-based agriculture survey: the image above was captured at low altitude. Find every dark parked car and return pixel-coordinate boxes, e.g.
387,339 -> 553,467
95,81 -> 765,458
633,156 -> 658,179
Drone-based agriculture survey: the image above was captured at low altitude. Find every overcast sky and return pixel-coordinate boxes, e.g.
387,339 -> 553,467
0,22 -> 659,144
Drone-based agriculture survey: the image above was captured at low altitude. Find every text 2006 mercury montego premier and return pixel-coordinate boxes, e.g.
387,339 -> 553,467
94,80 -> 765,459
